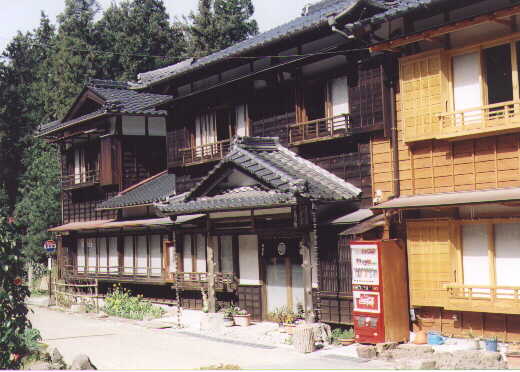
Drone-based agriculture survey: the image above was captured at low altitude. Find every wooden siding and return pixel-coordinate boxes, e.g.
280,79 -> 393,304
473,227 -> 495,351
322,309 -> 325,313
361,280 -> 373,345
251,112 -> 296,147
63,190 -> 118,223
237,285 -> 263,321
122,136 -> 166,189
407,220 -> 452,308
319,235 -> 353,325
415,307 -> 520,342
349,65 -> 386,132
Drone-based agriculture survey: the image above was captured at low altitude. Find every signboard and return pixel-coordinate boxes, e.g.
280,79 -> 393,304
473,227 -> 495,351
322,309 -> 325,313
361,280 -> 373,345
353,291 -> 381,313
351,243 -> 379,285
43,240 -> 57,253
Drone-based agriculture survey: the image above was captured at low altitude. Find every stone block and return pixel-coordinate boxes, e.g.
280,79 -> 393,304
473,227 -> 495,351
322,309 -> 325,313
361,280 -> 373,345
356,345 -> 377,359
376,342 -> 398,355
398,359 -> 436,370
70,304 -> 86,313
200,312 -> 225,332
49,347 -> 64,364
71,354 -> 97,370
390,344 -> 434,360
28,361 -> 52,370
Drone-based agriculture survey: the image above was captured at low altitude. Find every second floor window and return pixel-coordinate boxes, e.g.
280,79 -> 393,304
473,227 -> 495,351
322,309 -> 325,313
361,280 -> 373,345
67,143 -> 99,185
193,105 -> 248,148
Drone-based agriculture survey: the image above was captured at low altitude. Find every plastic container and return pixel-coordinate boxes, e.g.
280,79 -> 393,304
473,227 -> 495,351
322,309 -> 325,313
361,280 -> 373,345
484,338 -> 498,352
427,331 -> 445,345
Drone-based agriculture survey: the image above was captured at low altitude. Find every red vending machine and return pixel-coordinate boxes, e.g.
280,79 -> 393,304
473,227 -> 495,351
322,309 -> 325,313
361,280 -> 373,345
350,240 -> 409,344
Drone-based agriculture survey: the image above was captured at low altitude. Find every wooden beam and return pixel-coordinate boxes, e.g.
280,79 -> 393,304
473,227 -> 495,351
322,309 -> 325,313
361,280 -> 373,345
370,5 -> 520,52
300,234 -> 315,323
206,220 -> 216,313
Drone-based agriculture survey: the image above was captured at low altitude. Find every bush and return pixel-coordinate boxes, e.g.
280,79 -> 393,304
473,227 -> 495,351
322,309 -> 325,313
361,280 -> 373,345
0,217 -> 32,369
103,284 -> 165,320
330,327 -> 355,344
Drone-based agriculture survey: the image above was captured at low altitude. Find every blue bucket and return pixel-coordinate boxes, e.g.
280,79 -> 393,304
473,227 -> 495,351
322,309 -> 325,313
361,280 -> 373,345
484,339 -> 498,352
427,331 -> 444,345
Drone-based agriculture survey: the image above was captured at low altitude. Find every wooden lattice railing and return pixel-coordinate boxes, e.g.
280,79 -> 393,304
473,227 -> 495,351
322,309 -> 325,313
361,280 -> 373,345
170,272 -> 238,291
175,139 -> 232,166
61,169 -> 100,189
445,283 -> 520,301
289,114 -> 351,145
438,100 -> 520,139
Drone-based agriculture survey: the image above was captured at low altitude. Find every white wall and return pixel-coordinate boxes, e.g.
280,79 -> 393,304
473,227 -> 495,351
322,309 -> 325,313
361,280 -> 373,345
124,236 -> 134,274
150,234 -> 162,276
122,116 -> 146,135
238,235 -> 260,285
108,237 -> 118,274
148,117 -> 166,136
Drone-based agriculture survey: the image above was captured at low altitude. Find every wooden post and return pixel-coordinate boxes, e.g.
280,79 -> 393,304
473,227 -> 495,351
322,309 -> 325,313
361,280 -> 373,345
300,235 -> 315,323
206,220 -> 216,313
293,325 -> 316,353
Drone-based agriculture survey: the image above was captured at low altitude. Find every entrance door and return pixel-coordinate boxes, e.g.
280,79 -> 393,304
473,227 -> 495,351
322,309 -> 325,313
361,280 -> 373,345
263,238 -> 304,313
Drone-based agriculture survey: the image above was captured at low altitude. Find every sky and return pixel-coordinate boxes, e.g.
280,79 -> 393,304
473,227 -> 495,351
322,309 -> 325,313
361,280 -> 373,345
0,0 -> 308,53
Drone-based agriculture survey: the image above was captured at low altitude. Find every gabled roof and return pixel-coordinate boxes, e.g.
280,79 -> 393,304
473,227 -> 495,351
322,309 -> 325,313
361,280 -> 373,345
97,171 -> 176,210
134,0 -> 389,89
37,79 -> 172,137
157,137 -> 361,215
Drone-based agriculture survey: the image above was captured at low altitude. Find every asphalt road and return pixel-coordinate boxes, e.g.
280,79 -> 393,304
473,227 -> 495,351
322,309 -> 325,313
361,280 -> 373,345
28,305 -> 393,370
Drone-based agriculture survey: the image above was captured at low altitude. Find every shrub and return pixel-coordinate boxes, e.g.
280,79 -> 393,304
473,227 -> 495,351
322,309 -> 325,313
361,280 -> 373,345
103,284 -> 165,320
268,306 -> 297,324
0,217 -> 33,369
330,327 -> 355,344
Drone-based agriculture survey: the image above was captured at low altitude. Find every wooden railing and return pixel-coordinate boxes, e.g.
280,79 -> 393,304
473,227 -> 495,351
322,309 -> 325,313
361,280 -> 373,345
444,283 -> 520,314
170,272 -> 238,292
438,100 -> 520,139
174,139 -> 232,166
289,114 -> 351,145
64,265 -> 238,291
61,169 -> 100,190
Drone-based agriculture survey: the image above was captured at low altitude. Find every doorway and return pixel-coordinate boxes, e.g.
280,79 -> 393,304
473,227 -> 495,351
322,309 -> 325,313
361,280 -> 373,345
262,238 -> 304,313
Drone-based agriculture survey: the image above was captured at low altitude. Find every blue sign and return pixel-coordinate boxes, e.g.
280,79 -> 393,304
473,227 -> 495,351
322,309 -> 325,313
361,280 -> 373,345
44,240 -> 57,253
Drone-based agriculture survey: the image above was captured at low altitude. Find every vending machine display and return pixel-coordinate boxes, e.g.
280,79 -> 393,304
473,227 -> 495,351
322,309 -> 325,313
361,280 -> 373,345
350,240 -> 409,344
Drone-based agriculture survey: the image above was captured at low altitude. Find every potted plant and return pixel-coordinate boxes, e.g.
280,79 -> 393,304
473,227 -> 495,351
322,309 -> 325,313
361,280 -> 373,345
232,307 -> 251,327
335,328 -> 356,346
220,306 -> 235,327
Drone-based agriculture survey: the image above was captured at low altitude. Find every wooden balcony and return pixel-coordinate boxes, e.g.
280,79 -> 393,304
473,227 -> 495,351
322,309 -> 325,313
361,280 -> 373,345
63,265 -> 238,291
172,139 -> 232,167
444,283 -> 520,314
437,100 -> 520,141
289,114 -> 351,145
61,169 -> 100,190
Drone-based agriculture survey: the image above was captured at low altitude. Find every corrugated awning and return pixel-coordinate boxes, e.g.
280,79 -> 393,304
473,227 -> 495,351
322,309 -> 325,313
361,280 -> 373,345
373,187 -> 520,210
340,214 -> 385,236
330,209 -> 374,225
48,214 -> 205,232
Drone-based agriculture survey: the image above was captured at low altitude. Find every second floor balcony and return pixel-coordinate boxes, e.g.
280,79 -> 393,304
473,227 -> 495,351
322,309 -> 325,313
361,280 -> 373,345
61,169 -> 100,190
289,114 -> 352,145
438,100 -> 520,140
172,138 -> 232,167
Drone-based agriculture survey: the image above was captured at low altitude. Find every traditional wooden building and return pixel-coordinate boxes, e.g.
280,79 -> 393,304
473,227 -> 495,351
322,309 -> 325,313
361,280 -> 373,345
38,80 -> 179,297
41,0 -> 402,324
127,0 -> 395,322
354,0 -> 520,340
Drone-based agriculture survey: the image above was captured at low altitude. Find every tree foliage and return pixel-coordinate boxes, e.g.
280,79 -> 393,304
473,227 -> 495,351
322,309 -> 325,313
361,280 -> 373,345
0,218 -> 31,369
186,0 -> 258,57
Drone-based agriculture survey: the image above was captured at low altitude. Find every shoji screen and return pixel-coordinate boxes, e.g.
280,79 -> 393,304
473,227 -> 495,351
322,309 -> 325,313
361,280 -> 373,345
462,224 -> 489,296
108,237 -> 118,274
124,236 -> 134,274
150,235 -> 162,276
77,238 -> 85,273
136,235 -> 147,275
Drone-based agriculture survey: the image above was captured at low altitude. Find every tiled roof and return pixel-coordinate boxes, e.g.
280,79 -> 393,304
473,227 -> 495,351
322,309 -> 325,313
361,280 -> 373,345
98,171 -> 176,210
37,80 -> 172,136
160,186 -> 296,215
134,0 -> 388,89
157,137 -> 361,215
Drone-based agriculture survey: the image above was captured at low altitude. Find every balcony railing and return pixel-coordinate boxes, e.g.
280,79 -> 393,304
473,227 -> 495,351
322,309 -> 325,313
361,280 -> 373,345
61,169 -> 100,190
170,272 -> 238,292
63,265 -> 238,291
174,139 -> 232,167
438,100 -> 520,140
444,283 -> 520,314
289,114 -> 351,145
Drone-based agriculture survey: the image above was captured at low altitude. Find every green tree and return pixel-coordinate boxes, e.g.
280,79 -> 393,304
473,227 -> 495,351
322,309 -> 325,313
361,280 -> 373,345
96,0 -> 186,81
186,0 -> 258,57
0,217 -> 31,369
14,138 -> 60,263
46,0 -> 102,118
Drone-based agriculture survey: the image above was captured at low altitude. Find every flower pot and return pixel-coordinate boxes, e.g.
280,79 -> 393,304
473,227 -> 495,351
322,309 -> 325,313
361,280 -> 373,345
337,338 -> 355,346
284,323 -> 297,335
507,352 -> 520,369
484,339 -> 498,352
223,318 -> 234,327
233,314 -> 251,327
427,331 -> 445,345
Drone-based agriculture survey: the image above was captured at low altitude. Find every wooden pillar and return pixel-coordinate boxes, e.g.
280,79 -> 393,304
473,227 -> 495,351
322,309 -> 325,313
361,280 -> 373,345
300,234 -> 315,323
206,220 -> 216,313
